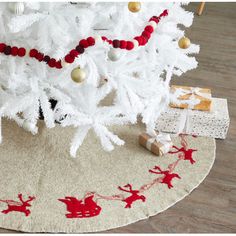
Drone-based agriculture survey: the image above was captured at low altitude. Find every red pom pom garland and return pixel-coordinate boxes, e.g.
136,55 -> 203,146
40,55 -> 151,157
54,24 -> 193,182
18,47 -> 26,57
87,37 -> 95,46
70,49 -> 79,58
48,58 -> 56,68
11,47 -> 18,56
0,9 -> 168,69
65,54 -> 74,64
126,41 -> 134,50
120,40 -> 127,49
0,43 -> 6,53
144,25 -> 154,33
29,49 -> 38,58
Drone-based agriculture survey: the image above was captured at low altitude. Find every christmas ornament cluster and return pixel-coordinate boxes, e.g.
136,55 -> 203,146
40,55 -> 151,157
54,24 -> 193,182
0,2 -> 199,157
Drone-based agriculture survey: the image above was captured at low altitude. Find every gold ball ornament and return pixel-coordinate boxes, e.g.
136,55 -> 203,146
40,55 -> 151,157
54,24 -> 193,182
71,66 -> 86,83
128,2 -> 141,13
178,37 -> 191,49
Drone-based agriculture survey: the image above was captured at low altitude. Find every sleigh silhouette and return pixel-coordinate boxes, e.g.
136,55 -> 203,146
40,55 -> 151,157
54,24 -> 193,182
58,195 -> 101,218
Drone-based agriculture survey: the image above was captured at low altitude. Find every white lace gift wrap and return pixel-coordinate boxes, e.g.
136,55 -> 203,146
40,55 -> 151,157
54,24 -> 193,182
155,98 -> 230,139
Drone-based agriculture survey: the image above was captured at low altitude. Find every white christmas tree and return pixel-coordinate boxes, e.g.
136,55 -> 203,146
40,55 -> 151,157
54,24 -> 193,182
0,2 -> 199,156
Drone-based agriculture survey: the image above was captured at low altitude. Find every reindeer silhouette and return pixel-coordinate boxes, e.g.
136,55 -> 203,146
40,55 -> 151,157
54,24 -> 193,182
58,194 -> 101,218
118,184 -> 146,208
149,166 -> 181,189
169,145 -> 197,164
0,194 -> 35,216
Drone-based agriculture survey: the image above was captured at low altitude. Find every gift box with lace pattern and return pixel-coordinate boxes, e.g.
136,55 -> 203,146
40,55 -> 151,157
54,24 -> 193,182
155,98 -> 230,139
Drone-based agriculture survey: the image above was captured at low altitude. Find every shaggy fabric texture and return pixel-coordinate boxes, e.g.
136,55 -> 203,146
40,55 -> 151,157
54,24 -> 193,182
0,119 -> 215,233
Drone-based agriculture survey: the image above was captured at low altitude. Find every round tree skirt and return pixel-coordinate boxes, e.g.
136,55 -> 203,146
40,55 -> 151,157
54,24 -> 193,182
0,119 -> 215,233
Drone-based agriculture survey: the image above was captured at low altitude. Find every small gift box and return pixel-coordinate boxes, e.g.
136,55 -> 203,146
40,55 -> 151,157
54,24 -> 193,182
139,131 -> 173,156
170,85 -> 212,111
156,98 -> 230,139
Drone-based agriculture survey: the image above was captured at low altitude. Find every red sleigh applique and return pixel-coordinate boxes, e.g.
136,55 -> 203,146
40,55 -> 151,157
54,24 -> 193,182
149,166 -> 181,189
58,194 -> 101,218
57,135 -> 197,219
118,184 -> 146,208
0,194 -> 35,217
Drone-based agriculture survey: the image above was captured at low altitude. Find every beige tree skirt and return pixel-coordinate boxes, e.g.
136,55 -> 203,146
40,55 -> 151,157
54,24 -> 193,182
0,119 -> 215,233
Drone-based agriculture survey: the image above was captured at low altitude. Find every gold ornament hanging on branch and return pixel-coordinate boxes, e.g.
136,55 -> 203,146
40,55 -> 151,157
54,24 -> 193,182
128,2 -> 141,13
71,66 -> 86,83
178,37 -> 191,49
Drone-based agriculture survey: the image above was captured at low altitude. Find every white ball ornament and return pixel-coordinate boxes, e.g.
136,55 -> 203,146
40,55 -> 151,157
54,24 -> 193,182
61,60 -> 70,68
108,48 -> 121,61
132,39 -> 139,49
94,35 -> 102,44
8,2 -> 25,15
148,21 -> 157,29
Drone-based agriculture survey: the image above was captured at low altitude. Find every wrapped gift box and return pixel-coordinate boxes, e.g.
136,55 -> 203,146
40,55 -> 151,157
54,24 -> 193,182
139,132 -> 173,156
156,98 -> 230,139
170,85 -> 212,111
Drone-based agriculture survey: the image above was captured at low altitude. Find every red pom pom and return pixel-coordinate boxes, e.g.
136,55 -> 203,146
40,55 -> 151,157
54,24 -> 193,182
126,41 -> 134,50
138,36 -> 147,46
142,31 -> 151,40
134,37 -> 142,46
4,46 -> 11,55
65,54 -> 74,63
36,53 -> 44,61
120,40 -> 127,49
29,49 -> 38,58
161,9 -> 168,17
113,39 -> 120,48
55,61 -> 62,69
87,37 -> 95,46
48,58 -> 56,68
145,25 -> 154,33
11,47 -> 18,56
149,17 -> 159,24
18,47 -> 26,57
79,39 -> 89,48
0,43 -> 6,53
102,36 -> 108,41
108,40 -> 112,45
70,49 -> 79,57
76,45 -> 85,54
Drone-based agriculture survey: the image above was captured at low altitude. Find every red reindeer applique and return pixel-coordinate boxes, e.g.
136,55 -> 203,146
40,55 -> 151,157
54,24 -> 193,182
168,134 -> 197,164
169,145 -> 197,164
118,184 -> 146,208
149,166 -> 181,189
0,194 -> 35,217
58,194 -> 101,218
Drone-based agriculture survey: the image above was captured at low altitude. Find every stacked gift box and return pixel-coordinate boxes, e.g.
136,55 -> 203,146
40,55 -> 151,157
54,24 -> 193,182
155,85 -> 230,139
139,85 -> 230,157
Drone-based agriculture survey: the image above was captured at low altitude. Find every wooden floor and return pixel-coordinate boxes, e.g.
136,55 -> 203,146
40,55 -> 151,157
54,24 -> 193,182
1,2 -> 236,234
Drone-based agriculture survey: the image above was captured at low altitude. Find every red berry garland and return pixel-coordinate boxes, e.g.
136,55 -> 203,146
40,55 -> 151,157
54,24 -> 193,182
0,10 -> 168,69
